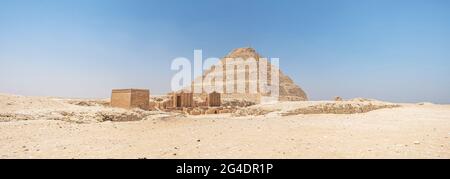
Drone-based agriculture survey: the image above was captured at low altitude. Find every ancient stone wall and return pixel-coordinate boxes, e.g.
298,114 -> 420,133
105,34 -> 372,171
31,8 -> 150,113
130,90 -> 150,109
207,92 -> 221,107
172,92 -> 193,108
111,89 -> 150,110
111,89 -> 132,109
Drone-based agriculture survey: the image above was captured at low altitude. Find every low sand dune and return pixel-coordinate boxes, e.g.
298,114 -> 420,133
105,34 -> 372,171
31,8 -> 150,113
0,93 -> 449,159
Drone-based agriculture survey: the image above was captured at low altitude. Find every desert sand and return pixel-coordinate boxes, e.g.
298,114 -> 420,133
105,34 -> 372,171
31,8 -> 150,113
0,93 -> 449,159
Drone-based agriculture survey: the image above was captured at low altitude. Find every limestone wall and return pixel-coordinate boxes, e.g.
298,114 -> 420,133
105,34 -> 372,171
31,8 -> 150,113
111,90 -> 132,109
130,90 -> 150,110
111,89 -> 149,110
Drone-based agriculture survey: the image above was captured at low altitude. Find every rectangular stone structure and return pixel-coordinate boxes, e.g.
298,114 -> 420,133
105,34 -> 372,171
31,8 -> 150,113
172,92 -> 193,108
207,92 -> 221,107
111,89 -> 150,110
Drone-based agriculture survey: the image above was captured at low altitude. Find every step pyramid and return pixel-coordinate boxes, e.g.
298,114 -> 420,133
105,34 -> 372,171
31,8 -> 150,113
188,47 -> 308,102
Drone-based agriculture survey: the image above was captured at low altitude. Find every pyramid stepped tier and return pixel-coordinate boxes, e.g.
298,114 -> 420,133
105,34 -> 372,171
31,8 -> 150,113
187,47 -> 308,102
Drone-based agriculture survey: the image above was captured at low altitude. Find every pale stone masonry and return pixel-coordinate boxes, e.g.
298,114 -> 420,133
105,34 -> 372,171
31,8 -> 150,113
172,92 -> 194,108
111,89 -> 150,110
207,91 -> 221,107
187,47 -> 308,103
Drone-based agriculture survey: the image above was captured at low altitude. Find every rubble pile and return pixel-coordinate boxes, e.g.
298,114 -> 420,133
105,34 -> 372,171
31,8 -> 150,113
281,102 -> 400,116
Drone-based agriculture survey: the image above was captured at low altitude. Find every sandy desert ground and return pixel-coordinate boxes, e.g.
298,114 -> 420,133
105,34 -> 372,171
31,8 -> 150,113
0,93 -> 449,159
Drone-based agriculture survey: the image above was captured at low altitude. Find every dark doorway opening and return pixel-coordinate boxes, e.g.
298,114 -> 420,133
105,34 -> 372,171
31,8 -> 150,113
176,96 -> 181,107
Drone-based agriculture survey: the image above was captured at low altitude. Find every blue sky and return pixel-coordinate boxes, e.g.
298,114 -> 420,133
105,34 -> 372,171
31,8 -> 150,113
0,0 -> 449,103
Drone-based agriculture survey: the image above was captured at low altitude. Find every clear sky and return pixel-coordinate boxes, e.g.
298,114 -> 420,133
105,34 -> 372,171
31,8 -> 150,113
0,0 -> 449,103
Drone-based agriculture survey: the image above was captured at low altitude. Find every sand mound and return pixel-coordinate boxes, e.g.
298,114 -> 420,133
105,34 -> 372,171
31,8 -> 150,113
65,99 -> 109,107
281,102 -> 400,116
230,100 -> 400,117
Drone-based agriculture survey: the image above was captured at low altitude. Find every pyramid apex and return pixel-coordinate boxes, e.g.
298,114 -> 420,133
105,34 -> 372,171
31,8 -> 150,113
226,47 -> 260,59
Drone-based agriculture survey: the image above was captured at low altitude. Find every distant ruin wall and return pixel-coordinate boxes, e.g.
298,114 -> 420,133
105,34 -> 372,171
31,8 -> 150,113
207,92 -> 221,107
130,90 -> 150,109
172,92 -> 194,108
111,90 -> 132,109
111,89 -> 150,110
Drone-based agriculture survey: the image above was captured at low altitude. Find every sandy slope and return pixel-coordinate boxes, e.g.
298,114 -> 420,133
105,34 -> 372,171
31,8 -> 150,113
0,94 -> 449,159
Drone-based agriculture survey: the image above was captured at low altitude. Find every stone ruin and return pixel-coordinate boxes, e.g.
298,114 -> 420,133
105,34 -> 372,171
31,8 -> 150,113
206,91 -> 221,107
109,48 -> 308,116
172,91 -> 194,108
111,89 -> 150,110
110,89 -> 227,116
108,89 -> 225,115
148,91 -> 234,116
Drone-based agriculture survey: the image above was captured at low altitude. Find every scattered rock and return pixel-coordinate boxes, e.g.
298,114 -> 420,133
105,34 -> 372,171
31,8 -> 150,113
232,108 -> 274,117
334,96 -> 343,102
67,100 -> 108,107
190,110 -> 201,115
219,109 -> 231,114
222,99 -> 256,108
281,102 -> 400,116
350,98 -> 374,102
205,109 -> 219,115
2,107 -> 177,123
